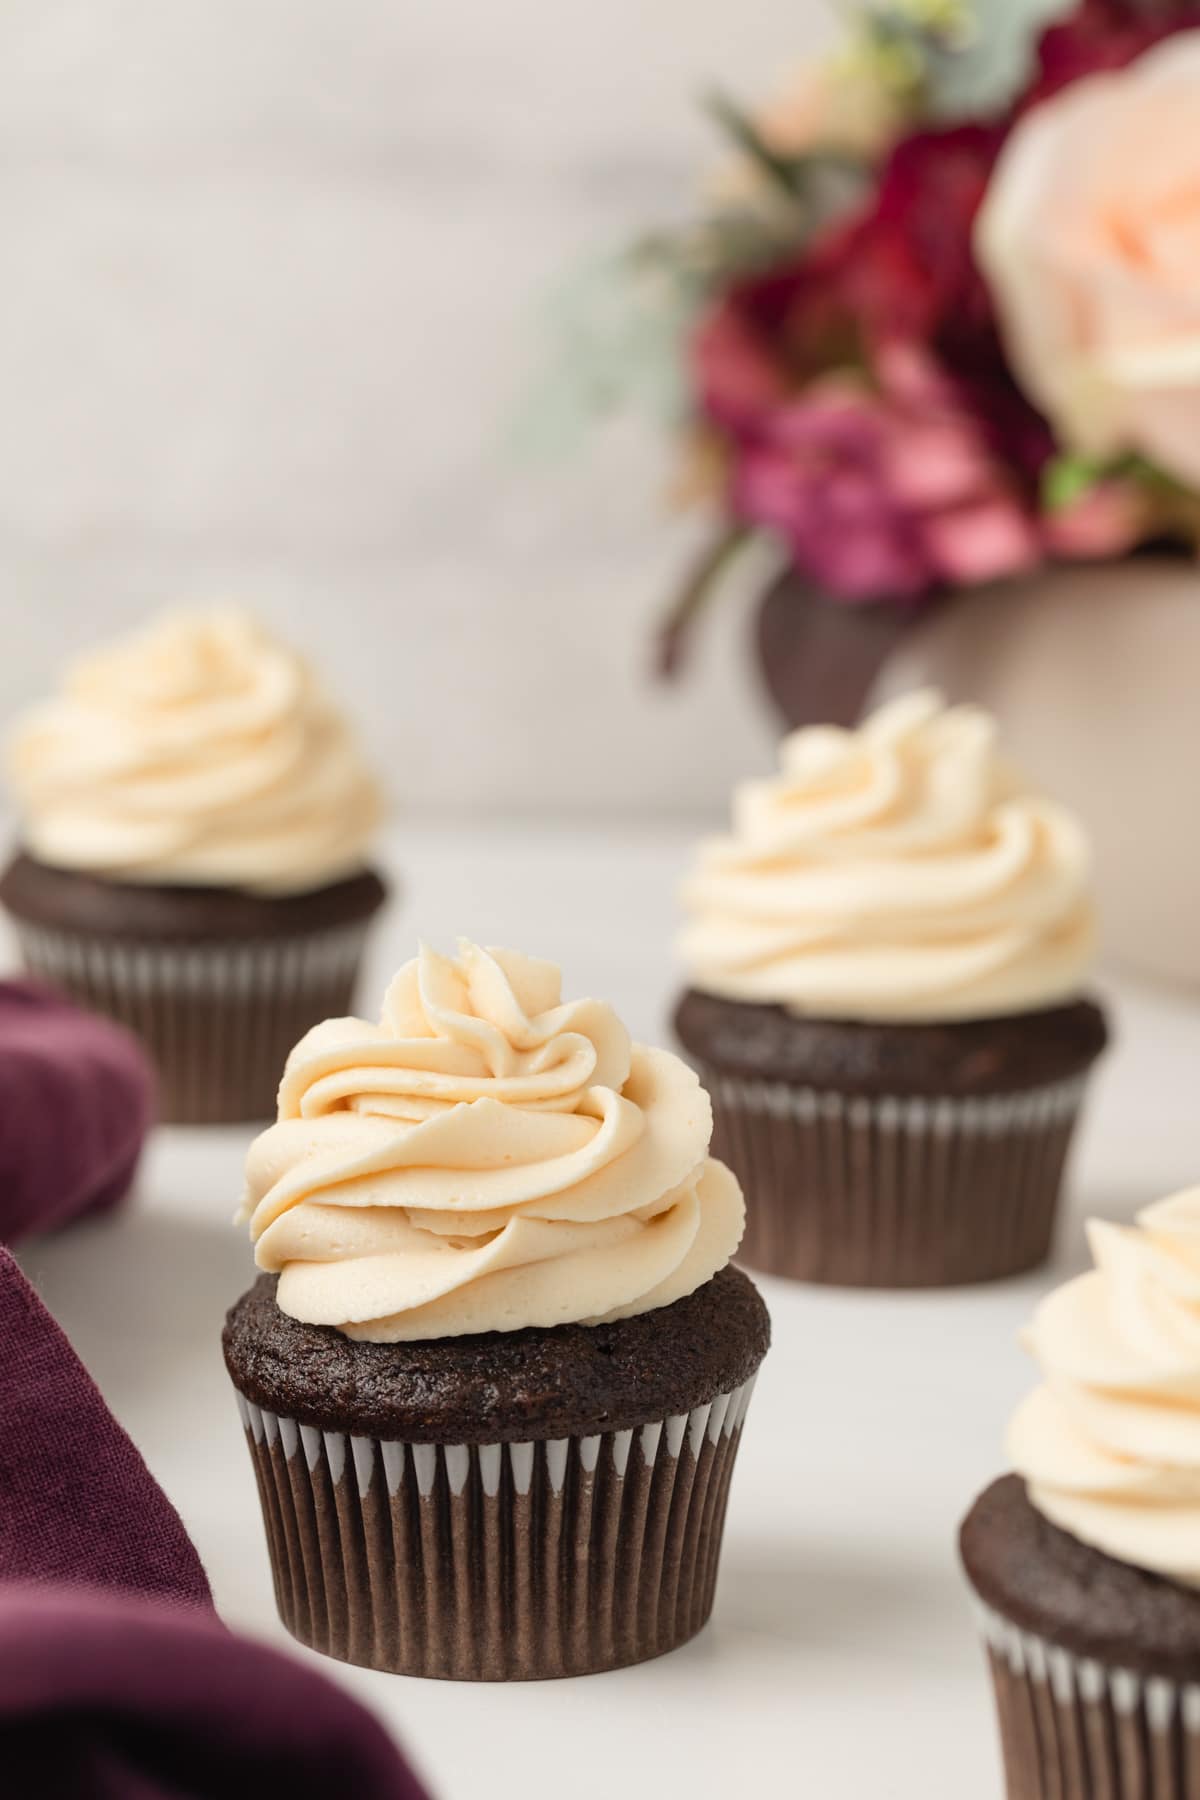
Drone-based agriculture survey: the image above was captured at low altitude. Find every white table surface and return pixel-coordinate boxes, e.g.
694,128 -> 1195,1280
12,821 -> 1200,1800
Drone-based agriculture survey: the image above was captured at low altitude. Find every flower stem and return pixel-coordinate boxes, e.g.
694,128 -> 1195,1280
655,524 -> 753,679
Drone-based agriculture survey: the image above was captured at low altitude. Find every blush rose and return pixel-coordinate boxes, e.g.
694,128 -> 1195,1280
977,31 -> 1200,488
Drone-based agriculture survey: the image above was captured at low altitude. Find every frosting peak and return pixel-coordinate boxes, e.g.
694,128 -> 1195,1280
678,689 -> 1096,1023
6,606 -> 382,895
1010,1188 -> 1200,1586
243,942 -> 745,1341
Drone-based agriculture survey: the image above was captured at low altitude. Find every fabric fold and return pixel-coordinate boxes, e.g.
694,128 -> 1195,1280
0,1250 -> 427,1800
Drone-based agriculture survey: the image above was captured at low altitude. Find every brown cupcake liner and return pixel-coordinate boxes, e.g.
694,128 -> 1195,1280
232,1375 -> 758,1681
701,1070 -> 1089,1288
11,921 -> 372,1124
972,1597 -> 1200,1798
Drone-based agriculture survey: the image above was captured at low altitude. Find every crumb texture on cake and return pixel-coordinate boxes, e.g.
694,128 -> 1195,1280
0,853 -> 387,938
675,988 -> 1109,1097
223,1266 -> 770,1444
961,1475 -> 1200,1681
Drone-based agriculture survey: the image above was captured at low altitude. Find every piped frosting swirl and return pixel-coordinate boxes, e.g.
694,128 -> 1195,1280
6,606 -> 382,895
1010,1188 -> 1200,1586
242,941 -> 745,1341
678,689 -> 1095,1023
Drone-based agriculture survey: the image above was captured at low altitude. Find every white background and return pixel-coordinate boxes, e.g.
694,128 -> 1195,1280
0,0 -> 844,817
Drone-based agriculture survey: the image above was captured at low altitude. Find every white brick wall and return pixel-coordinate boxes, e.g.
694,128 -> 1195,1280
0,1 -> 830,815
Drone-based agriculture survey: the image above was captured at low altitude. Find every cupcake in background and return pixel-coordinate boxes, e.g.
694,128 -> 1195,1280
224,939 -> 769,1680
675,690 -> 1108,1288
961,1189 -> 1200,1797
0,607 -> 387,1124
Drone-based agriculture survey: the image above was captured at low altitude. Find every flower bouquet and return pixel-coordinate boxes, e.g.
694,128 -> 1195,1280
540,0 -> 1200,723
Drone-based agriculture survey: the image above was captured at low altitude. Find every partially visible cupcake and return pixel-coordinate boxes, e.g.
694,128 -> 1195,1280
0,607 -> 387,1123
224,940 -> 769,1680
961,1188 -> 1200,1797
675,690 -> 1108,1288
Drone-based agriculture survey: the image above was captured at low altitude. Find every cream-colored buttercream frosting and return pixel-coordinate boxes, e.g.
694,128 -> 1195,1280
1010,1188 -> 1200,1586
678,689 -> 1095,1023
241,941 -> 745,1341
6,606 -> 382,895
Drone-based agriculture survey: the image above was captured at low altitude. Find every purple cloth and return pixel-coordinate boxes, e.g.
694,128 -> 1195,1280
0,1250 -> 210,1603
0,1251 -> 429,1800
0,1585 -> 426,1799
0,981 -> 155,1245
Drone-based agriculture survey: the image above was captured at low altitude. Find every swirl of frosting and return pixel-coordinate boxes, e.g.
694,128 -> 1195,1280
1010,1189 -> 1200,1585
678,689 -> 1095,1023
242,941 -> 745,1341
6,607 -> 382,895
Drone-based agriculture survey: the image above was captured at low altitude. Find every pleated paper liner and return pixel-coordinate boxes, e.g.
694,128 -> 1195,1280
12,921 -> 372,1124
233,1377 -> 758,1681
971,1596 -> 1200,1799
699,1071 -> 1090,1288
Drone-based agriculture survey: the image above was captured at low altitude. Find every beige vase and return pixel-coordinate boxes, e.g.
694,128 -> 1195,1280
872,557 -> 1200,990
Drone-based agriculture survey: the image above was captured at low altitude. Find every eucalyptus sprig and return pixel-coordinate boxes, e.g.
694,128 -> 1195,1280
703,88 -> 869,217
835,0 -> 1076,120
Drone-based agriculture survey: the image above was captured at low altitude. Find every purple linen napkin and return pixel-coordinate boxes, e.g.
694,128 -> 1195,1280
0,1584 -> 427,1799
0,1249 -> 209,1602
0,980 -> 155,1246
0,1251 -> 429,1800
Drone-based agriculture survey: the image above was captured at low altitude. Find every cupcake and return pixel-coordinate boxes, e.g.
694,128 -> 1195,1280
675,689 -> 1108,1288
0,607 -> 387,1123
961,1188 -> 1200,1797
224,940 -> 769,1680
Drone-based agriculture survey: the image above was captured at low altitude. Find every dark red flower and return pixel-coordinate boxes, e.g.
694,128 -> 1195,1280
837,126 -> 1054,480
1030,0 -> 1200,103
695,118 -> 1054,474
691,120 -> 1059,600
693,248 -> 858,436
842,126 -> 1001,339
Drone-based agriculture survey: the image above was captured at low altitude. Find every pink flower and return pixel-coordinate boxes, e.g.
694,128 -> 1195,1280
729,356 -> 1042,604
689,125 -> 1061,602
978,32 -> 1200,490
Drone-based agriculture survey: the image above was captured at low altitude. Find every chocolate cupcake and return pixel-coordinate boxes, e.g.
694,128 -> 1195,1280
676,690 -> 1108,1287
961,1188 -> 1200,1796
0,608 -> 388,1123
224,940 -> 769,1680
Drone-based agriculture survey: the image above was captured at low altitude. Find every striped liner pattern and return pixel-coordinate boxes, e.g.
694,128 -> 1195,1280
234,1378 -> 758,1681
701,1070 -> 1089,1288
972,1597 -> 1200,1797
14,921 -> 370,1124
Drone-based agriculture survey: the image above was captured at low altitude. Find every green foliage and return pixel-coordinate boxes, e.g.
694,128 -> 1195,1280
702,90 -> 868,213
514,138 -> 866,458
827,1 -> 1073,121
510,243 -> 712,460
514,0 -> 1078,461
1041,450 -> 1195,531
1042,452 -> 1111,513
912,0 -> 1076,119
